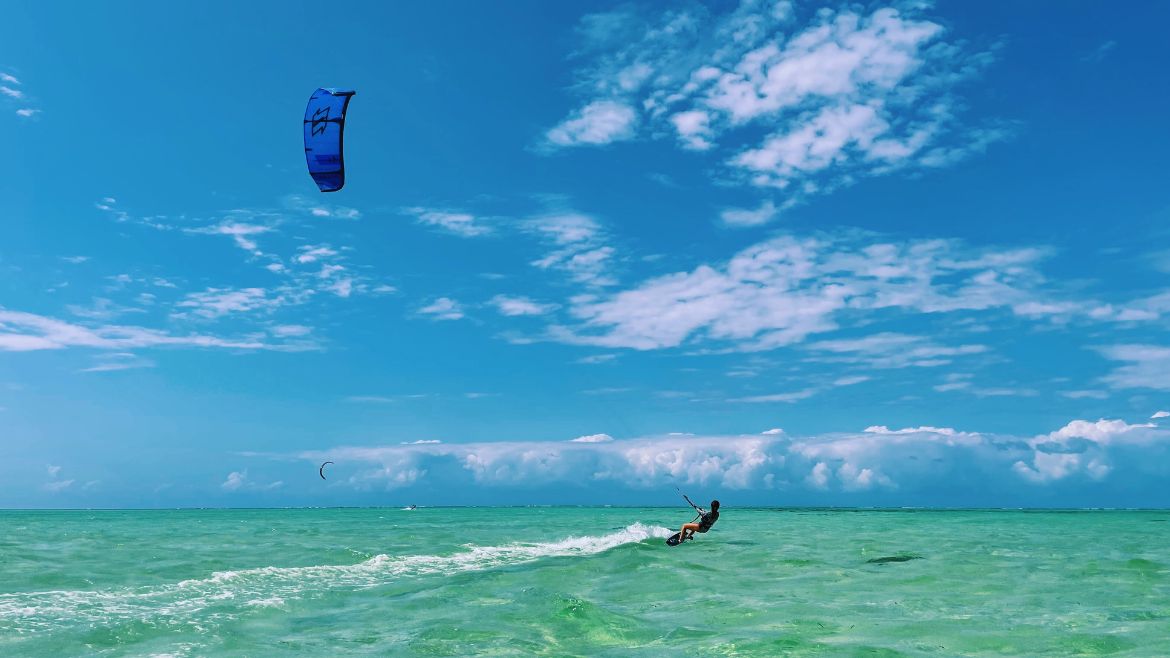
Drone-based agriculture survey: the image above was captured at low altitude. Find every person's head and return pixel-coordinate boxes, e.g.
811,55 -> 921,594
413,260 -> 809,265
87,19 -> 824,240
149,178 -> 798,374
711,500 -> 720,511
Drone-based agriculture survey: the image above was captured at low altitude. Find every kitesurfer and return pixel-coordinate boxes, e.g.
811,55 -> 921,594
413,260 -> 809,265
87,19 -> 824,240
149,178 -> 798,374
678,499 -> 719,542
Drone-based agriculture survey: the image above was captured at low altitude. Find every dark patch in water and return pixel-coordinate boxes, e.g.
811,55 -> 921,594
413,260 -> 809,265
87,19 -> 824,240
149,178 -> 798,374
866,554 -> 923,564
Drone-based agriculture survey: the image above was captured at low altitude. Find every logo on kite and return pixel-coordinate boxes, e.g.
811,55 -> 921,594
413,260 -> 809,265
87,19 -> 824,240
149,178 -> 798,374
303,88 -> 355,193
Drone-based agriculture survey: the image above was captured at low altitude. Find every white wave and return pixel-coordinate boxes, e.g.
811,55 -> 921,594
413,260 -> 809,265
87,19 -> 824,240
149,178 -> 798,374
0,523 -> 671,635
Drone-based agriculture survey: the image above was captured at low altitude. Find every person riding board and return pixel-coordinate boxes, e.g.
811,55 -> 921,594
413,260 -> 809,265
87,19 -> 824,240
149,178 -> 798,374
678,497 -> 719,542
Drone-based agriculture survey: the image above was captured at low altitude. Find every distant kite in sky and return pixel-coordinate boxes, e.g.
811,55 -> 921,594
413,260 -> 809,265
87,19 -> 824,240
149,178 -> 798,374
319,461 -> 334,480
304,88 -> 355,192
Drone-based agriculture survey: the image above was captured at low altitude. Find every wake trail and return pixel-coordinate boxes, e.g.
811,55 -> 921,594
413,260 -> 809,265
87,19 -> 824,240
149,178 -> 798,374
0,523 -> 672,634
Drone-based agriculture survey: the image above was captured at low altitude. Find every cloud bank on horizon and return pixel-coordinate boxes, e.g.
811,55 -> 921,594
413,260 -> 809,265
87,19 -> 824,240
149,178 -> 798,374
260,415 -> 1170,506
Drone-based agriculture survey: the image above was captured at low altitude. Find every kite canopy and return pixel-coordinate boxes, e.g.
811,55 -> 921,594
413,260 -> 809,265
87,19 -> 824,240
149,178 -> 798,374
303,88 -> 355,192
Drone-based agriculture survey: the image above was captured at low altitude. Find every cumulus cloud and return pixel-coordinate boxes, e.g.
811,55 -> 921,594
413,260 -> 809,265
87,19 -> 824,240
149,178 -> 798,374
1012,419 -> 1160,483
281,416 -> 1165,502
221,470 -> 282,492
546,2 -> 1003,205
570,433 -> 614,443
545,100 -> 638,148
221,471 -> 247,491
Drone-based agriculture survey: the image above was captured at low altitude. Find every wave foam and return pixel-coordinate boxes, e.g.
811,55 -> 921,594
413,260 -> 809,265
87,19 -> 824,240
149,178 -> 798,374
0,523 -> 671,635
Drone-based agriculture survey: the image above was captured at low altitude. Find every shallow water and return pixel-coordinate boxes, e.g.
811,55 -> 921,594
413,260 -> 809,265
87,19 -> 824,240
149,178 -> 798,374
1,508 -> 1167,656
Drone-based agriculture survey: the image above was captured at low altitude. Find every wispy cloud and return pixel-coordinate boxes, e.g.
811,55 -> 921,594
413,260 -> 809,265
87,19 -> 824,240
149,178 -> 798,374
552,233 -> 1049,352
174,287 -> 285,320
525,213 -> 617,287
1082,40 -> 1117,63
418,297 -> 465,321
0,309 -> 293,352
490,295 -> 558,317
403,207 -> 493,237
79,352 -> 155,373
2,69 -> 39,118
1099,344 -> 1170,391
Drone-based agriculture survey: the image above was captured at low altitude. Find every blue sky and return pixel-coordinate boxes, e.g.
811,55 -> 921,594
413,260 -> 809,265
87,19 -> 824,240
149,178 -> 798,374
2,1 -> 1169,508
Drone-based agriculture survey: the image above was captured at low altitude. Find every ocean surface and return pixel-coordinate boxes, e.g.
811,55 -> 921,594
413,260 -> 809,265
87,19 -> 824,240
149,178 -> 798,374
1,508 -> 1168,656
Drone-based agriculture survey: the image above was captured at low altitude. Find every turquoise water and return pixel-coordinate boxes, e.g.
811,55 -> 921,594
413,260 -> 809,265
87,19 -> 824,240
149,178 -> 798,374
1,508 -> 1168,656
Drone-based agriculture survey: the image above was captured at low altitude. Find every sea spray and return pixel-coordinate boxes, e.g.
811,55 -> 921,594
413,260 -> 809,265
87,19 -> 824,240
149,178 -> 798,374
0,523 -> 672,635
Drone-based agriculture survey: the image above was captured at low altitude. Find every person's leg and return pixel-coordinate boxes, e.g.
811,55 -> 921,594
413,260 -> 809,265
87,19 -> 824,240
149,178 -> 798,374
680,522 -> 699,541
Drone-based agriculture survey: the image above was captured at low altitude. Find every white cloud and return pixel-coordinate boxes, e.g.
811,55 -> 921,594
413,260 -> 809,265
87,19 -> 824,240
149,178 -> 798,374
864,425 -> 964,436
731,388 -> 818,403
221,470 -> 282,492
222,471 -> 247,491
549,2 -> 1001,205
761,428 -> 784,435
524,213 -> 616,286
576,353 -> 617,365
282,195 -> 361,220
44,479 -> 75,492
1099,344 -> 1170,391
418,297 -> 464,321
232,415 -> 1170,499
404,207 -> 492,237
188,221 -> 272,253
491,295 -> 558,317
1013,418 -> 1162,483
0,73 -> 18,84
175,288 -> 283,320
554,233 -> 1043,352
1153,411 -> 1169,420
295,245 -> 338,264
546,100 -> 638,147
719,200 -> 778,227
1060,390 -> 1109,400
571,433 -> 614,443
79,352 -> 155,373
47,464 -> 61,477
0,309 -> 283,352
15,108 -> 39,118
271,324 -> 312,338
0,86 -> 23,99
670,109 -> 714,150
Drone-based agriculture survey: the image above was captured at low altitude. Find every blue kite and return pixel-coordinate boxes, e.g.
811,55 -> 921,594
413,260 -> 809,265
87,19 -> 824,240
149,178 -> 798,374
303,88 -> 355,192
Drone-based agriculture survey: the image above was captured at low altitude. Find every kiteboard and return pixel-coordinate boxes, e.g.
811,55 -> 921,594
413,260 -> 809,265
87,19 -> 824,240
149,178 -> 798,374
666,531 -> 688,546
